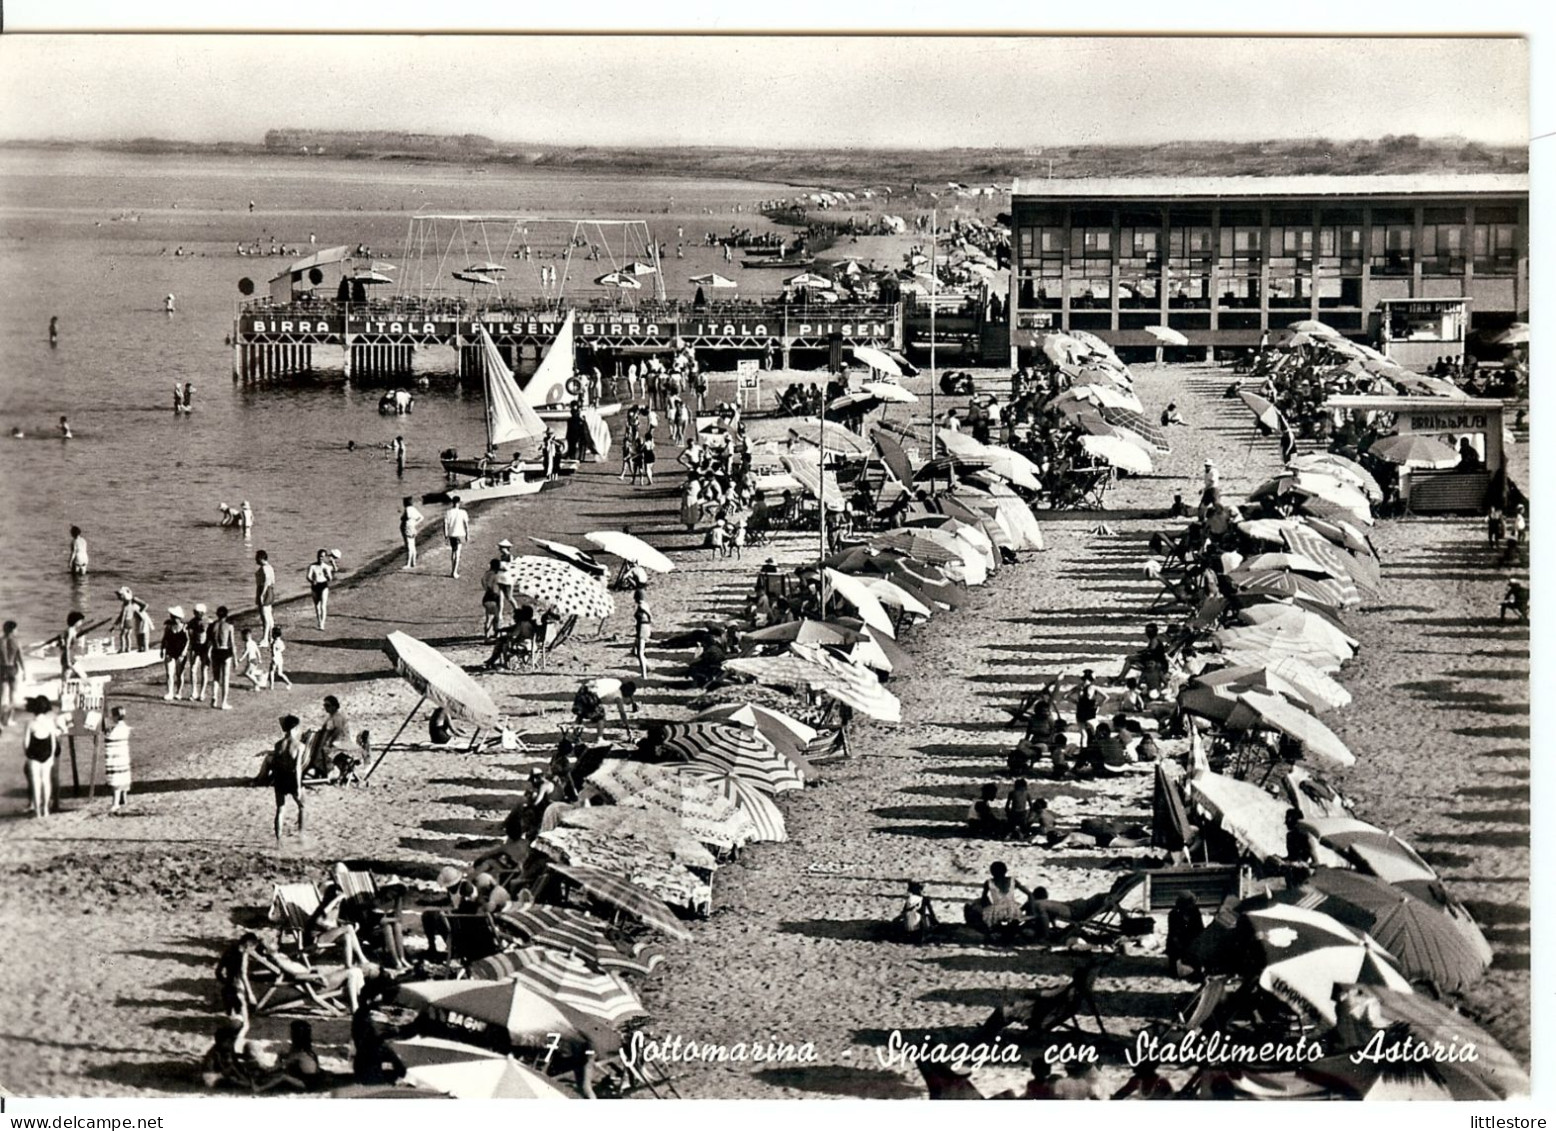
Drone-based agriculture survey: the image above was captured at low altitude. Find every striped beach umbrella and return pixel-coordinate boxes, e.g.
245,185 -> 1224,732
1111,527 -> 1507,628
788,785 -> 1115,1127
549,863 -> 694,941
583,759 -> 758,849
870,527 -> 965,566
492,906 -> 665,977
679,764 -> 789,843
725,645 -> 902,723
694,701 -> 818,755
1297,818 -> 1439,886
397,979 -> 611,1049
686,747 -> 805,796
508,947 -> 645,1025
1244,904 -> 1413,1027
508,556 -> 615,620
658,722 -> 799,774
1099,405 -> 1170,452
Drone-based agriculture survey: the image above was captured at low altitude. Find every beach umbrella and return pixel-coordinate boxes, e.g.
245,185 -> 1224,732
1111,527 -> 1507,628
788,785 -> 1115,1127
1299,515 -> 1377,558
745,618 -> 863,649
1298,818 -> 1438,886
1226,690 -> 1356,769
1227,568 -> 1355,610
531,831 -> 712,916
829,391 -> 880,416
1098,406 -> 1170,452
1494,323 -> 1529,347
1362,989 -> 1530,1098
1238,389 -> 1283,431
1188,769 -> 1289,862
909,514 -> 994,555
1048,383 -> 1142,413
870,528 -> 965,567
1289,453 -> 1384,503
583,530 -> 674,573
1236,604 -> 1359,653
388,1037 -> 571,1100
785,271 -> 834,289
1079,433 -> 1153,474
830,616 -> 913,672
350,270 -> 396,285
453,270 -> 500,287
863,381 -> 916,405
507,948 -> 645,1025
584,759 -> 758,850
779,454 -> 845,512
688,272 -> 737,288
678,765 -> 789,843
493,906 -> 630,972
871,555 -> 967,607
1144,324 -> 1189,346
694,701 -> 819,752
549,863 -> 694,940
824,567 -> 898,637
508,556 -> 615,619
593,271 -> 642,289
1278,529 -> 1378,597
529,537 -> 608,577
556,805 -> 719,870
1291,869 -> 1490,994
1242,903 -> 1413,1026
850,345 -> 903,377
1193,662 -> 1350,714
1240,551 -> 1339,578
660,721 -> 807,789
786,417 -> 874,457
870,429 -> 916,485
397,979 -> 605,1049
936,433 -> 1044,492
464,261 -> 508,274
1287,319 -> 1343,338
619,261 -> 657,276
382,632 -> 500,728
725,647 -> 901,723
1367,433 -> 1460,468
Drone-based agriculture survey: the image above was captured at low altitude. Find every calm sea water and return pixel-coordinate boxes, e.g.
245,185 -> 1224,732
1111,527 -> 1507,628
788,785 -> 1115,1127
0,148 -> 798,630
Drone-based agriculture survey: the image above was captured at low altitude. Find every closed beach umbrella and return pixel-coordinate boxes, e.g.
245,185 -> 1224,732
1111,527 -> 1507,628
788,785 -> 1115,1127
1144,324 -> 1189,346
1227,690 -> 1356,768
508,556 -> 615,619
679,765 -> 789,843
549,863 -> 694,941
1367,433 -> 1460,468
383,632 -> 500,728
529,537 -> 608,577
1295,869 -> 1490,994
1080,433 -> 1153,474
583,530 -> 674,573
688,272 -> 737,288
388,1037 -> 571,1100
824,567 -> 898,637
1363,989 -> 1530,1099
1243,903 -> 1413,1026
508,948 -> 645,1025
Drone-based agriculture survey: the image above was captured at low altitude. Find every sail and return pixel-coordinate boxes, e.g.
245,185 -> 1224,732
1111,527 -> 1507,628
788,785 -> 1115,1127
480,326 -> 546,447
525,310 -> 577,408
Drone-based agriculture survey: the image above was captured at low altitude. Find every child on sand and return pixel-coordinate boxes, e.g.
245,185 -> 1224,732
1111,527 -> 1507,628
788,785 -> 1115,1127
267,628 -> 293,689
103,705 -> 132,813
239,628 -> 267,690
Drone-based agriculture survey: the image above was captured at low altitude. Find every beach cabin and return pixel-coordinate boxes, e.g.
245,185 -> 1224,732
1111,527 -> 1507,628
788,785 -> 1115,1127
268,245 -> 354,303
1326,394 -> 1508,514
1376,297 -> 1471,371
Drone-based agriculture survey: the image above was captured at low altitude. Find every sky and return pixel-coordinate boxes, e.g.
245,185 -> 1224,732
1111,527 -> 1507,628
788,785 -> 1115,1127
0,34 -> 1530,150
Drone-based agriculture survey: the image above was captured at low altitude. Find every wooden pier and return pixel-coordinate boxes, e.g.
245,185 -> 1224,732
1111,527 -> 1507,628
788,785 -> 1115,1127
231,298 -> 906,382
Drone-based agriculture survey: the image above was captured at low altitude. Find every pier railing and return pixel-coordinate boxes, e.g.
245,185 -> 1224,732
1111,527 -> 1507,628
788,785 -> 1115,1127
236,296 -> 899,324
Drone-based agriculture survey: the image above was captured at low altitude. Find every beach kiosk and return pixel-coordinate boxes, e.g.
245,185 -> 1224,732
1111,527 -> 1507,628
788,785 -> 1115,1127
1326,394 -> 1507,514
1375,298 -> 1471,372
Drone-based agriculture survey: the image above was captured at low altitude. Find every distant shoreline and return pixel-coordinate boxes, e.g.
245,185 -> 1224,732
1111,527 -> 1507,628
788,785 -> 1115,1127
0,135 -> 1528,193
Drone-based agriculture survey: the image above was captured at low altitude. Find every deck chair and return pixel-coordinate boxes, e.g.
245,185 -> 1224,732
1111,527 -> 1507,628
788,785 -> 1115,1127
977,953 -> 1114,1041
249,949 -> 356,1018
800,727 -> 847,765
1050,872 -> 1151,946
267,882 -> 322,963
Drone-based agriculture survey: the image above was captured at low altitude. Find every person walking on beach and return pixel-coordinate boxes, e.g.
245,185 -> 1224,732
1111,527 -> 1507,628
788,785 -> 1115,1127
239,628 -> 266,690
270,714 -> 305,840
399,497 -> 423,569
268,627 -> 293,689
632,586 -> 652,681
209,606 -> 237,710
0,621 -> 25,728
443,496 -> 470,579
306,550 -> 336,630
22,695 -> 60,819
68,526 -> 89,577
254,550 -> 277,646
103,705 -> 132,813
160,606 -> 188,700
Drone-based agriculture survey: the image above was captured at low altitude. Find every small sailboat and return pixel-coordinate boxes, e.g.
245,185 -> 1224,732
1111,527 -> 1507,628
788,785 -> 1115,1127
428,327 -> 552,505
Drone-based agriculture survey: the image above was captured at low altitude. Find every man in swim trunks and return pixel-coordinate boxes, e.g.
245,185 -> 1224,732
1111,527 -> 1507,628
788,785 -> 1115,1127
443,496 -> 470,579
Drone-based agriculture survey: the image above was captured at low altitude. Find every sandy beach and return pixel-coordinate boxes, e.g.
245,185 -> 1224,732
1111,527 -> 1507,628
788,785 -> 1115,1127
0,362 -> 1528,1098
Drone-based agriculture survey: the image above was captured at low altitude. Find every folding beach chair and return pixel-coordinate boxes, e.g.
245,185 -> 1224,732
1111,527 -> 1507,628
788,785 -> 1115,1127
249,950 -> 355,1018
1050,872 -> 1152,947
267,882 -> 322,963
977,953 -> 1115,1041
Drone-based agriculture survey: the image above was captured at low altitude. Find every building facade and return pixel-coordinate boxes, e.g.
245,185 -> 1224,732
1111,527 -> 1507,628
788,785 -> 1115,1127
1008,173 -> 1528,358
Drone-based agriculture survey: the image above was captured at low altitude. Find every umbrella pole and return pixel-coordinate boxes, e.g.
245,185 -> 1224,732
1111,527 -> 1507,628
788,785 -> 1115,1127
363,695 -> 426,782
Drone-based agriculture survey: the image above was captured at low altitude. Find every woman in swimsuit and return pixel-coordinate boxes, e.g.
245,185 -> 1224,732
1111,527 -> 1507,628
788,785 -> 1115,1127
208,606 -> 237,710
305,549 -> 335,631
22,695 -> 58,818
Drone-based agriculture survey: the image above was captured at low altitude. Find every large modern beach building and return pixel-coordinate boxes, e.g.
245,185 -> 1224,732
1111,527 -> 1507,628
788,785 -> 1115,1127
1007,173 -> 1529,362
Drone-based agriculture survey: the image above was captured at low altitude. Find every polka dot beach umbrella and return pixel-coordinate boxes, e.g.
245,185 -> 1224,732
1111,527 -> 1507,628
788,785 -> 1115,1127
507,555 -> 615,620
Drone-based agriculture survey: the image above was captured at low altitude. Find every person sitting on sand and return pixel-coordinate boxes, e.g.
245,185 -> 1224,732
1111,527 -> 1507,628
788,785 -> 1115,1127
1006,778 -> 1034,839
891,880 -> 940,944
964,861 -> 1031,941
967,782 -> 1005,839
1112,1059 -> 1174,1100
200,1015 -> 298,1094
1048,733 -> 1073,779
1500,578 -> 1529,623
1165,893 -> 1205,979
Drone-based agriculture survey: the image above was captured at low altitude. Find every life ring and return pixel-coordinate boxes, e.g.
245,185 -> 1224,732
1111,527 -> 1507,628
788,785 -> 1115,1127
564,376 -> 583,397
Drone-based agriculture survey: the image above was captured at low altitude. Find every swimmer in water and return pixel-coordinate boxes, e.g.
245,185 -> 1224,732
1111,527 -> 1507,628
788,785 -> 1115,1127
10,428 -> 23,439
49,316 -> 58,346
346,440 -> 356,452
59,416 -> 73,439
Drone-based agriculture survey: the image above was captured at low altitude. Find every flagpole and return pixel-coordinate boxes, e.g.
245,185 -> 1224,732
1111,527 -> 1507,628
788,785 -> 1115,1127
930,207 -> 938,464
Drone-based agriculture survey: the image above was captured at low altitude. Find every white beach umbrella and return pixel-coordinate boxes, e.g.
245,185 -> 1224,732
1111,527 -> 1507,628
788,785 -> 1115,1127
583,530 -> 674,574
